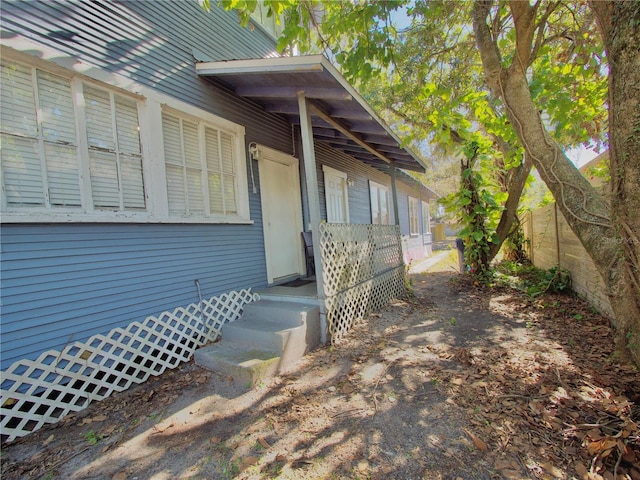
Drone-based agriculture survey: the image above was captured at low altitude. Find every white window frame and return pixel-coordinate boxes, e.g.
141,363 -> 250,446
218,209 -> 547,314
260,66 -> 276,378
1,59 -> 147,219
322,165 -> 350,224
0,49 -> 250,225
422,200 -> 431,234
369,180 -> 391,225
408,196 -> 419,236
159,106 -> 249,223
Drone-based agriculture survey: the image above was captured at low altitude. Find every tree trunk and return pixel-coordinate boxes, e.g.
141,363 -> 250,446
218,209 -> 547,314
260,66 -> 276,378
473,0 -> 640,364
488,153 -> 532,262
591,1 -> 640,364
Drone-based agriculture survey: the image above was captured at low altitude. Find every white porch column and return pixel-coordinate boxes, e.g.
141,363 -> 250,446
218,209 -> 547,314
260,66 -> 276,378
390,161 -> 400,226
297,91 -> 327,343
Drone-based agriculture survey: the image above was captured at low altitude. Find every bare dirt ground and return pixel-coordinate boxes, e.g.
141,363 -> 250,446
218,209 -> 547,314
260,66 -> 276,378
2,253 -> 639,480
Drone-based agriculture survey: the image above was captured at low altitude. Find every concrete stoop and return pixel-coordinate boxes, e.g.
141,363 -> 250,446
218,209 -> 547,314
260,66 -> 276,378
194,300 -> 321,388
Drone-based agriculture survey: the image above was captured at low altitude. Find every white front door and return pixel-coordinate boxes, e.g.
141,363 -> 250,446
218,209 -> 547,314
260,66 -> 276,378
258,146 -> 304,283
322,165 -> 349,223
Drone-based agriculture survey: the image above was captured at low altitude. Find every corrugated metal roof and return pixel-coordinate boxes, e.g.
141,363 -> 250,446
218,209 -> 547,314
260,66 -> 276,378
196,55 -> 427,173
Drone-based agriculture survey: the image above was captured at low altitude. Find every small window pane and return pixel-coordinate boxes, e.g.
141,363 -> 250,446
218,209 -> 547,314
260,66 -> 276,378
208,172 -> 224,213
121,155 -> 145,209
45,143 -> 81,207
84,86 -> 114,150
1,134 -> 44,206
186,167 -> 204,213
37,71 -> 76,144
162,114 -> 183,166
224,180 -> 236,213
220,133 -> 234,175
115,96 -> 141,155
183,121 -> 199,169
90,150 -> 120,209
0,62 -> 38,137
166,164 -> 186,214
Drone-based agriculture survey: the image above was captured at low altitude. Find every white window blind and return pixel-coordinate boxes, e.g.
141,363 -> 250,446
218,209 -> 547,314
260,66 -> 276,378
84,86 -> 145,211
1,60 -> 145,213
422,201 -> 431,234
369,181 -> 390,225
409,196 -> 419,235
163,111 -> 238,218
1,63 -> 80,207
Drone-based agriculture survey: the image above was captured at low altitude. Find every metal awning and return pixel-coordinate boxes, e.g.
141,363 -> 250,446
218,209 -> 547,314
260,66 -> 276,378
196,55 -> 426,173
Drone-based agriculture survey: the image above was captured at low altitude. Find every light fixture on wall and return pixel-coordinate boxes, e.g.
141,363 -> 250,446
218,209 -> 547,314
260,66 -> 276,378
248,142 -> 259,194
347,178 -> 355,187
248,142 -> 260,161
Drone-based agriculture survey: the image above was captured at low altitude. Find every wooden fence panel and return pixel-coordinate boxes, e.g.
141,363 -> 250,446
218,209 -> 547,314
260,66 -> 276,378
524,205 -> 613,318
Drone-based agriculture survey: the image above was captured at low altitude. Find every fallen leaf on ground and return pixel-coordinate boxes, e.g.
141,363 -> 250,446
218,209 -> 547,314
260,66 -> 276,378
463,429 -> 488,452
342,383 -> 355,394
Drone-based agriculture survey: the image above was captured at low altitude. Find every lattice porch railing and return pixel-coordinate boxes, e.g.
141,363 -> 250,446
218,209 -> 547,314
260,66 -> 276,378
318,223 -> 406,342
0,289 -> 258,443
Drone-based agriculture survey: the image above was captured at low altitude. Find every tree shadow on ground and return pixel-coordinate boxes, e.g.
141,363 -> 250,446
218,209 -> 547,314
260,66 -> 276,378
2,272 -> 638,480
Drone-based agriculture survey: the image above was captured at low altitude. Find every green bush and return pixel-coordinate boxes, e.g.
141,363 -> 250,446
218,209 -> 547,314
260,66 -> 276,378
494,261 -> 571,297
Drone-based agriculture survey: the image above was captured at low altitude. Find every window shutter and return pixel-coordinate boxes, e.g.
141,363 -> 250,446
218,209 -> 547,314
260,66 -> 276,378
1,62 -> 43,206
115,96 -> 145,209
1,135 -> 43,206
183,121 -> 203,213
84,86 -> 145,210
85,86 -> 119,209
1,62 -> 38,137
37,71 -> 80,207
160,110 -> 243,221
370,185 -> 379,224
220,132 -> 236,213
162,113 -> 187,215
205,127 -> 224,214
1,63 -> 81,208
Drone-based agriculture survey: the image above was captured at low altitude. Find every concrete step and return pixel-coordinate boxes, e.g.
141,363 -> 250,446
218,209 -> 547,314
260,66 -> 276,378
194,342 -> 280,389
223,300 -> 320,356
194,300 -> 321,387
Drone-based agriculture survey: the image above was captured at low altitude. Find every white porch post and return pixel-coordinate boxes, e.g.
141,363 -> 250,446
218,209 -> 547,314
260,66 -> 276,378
297,91 -> 328,343
390,161 -> 400,226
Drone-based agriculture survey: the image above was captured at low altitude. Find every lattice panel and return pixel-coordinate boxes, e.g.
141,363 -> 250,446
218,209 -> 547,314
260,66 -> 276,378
318,223 -> 403,297
318,223 -> 406,343
326,266 -> 406,343
0,289 -> 257,443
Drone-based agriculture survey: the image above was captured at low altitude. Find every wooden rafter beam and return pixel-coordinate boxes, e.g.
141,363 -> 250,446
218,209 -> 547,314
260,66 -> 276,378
307,100 -> 393,165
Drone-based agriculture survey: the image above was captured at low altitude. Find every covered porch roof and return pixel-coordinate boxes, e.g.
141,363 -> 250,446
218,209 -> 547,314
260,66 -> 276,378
196,55 -> 427,174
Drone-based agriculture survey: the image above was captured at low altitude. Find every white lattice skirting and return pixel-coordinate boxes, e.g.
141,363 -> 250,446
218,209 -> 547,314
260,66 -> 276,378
318,223 -> 406,342
0,289 -> 258,443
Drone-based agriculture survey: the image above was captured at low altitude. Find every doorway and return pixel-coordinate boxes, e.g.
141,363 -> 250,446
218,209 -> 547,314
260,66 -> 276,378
258,146 -> 305,283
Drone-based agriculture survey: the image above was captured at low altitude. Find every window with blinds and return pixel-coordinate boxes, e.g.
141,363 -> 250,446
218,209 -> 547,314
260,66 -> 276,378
422,201 -> 431,234
369,180 -> 390,225
162,111 -> 238,218
409,196 -> 419,235
0,60 -> 145,213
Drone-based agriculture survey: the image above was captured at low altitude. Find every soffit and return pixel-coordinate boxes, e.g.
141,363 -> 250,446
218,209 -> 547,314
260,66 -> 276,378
196,55 -> 426,173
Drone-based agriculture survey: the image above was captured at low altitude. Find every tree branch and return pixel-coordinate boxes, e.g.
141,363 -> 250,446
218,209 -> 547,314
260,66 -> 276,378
472,0 -> 504,96
531,1 -> 563,62
509,0 -> 537,71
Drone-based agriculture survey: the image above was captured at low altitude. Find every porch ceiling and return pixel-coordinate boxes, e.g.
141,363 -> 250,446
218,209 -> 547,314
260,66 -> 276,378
196,55 -> 426,173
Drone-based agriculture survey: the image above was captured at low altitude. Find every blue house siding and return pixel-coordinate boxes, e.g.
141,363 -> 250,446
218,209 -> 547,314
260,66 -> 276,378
0,1 -> 433,375
0,222 -> 269,370
0,1 -> 290,148
0,1 -> 294,370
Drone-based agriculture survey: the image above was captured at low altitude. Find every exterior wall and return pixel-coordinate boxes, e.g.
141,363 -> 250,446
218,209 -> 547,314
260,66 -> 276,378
0,1 -> 434,370
397,183 -> 433,263
0,1 -> 291,369
522,205 -> 614,318
313,142 -> 433,263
